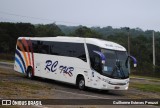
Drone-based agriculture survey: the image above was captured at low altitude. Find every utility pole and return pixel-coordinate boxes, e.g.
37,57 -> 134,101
126,27 -> 130,73
126,27 -> 130,55
153,31 -> 155,66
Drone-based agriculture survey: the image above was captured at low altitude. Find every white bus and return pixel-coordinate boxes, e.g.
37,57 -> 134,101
14,36 -> 137,90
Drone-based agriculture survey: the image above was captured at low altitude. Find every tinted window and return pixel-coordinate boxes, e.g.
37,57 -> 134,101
101,49 -> 116,68
50,42 -> 86,62
87,44 -> 101,70
32,41 -> 39,53
33,41 -> 49,54
17,39 -> 86,62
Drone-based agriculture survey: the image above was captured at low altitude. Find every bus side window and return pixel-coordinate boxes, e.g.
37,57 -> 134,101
75,43 -> 87,62
50,42 -> 87,62
50,42 -> 61,55
66,43 -> 86,62
40,42 -> 50,54
31,41 -> 50,54
87,44 -> 101,73
32,41 -> 39,53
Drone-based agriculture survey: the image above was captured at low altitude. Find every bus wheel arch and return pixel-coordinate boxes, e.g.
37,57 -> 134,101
76,74 -> 85,90
26,66 -> 34,79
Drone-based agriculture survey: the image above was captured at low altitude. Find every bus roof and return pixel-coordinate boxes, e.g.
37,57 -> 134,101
18,36 -> 126,51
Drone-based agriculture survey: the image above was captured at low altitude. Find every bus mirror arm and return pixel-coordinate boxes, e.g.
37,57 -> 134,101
93,51 -> 106,65
126,55 -> 137,68
130,55 -> 137,67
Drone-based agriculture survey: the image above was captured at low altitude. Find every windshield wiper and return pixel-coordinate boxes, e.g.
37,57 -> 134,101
111,60 -> 125,79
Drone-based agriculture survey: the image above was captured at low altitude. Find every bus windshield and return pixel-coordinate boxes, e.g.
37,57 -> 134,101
101,49 -> 129,79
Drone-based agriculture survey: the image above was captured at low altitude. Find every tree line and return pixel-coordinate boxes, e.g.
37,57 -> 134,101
0,22 -> 160,77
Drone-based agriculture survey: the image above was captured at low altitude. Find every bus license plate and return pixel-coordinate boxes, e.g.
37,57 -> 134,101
115,86 -> 120,89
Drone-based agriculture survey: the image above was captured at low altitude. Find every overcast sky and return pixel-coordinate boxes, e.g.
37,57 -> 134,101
0,0 -> 160,31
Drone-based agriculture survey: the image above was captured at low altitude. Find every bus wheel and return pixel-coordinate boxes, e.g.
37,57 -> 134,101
27,67 -> 34,79
77,76 -> 85,90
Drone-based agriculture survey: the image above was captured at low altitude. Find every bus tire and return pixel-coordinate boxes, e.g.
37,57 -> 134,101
77,76 -> 85,90
26,67 -> 34,79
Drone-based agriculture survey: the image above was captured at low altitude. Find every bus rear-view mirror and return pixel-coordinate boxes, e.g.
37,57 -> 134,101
126,55 -> 137,68
93,51 -> 106,65
130,55 -> 137,68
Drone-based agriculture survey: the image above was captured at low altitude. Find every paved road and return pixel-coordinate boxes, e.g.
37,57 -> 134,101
0,62 -> 159,108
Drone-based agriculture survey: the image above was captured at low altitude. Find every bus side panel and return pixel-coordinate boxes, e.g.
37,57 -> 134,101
14,40 -> 23,73
57,56 -> 88,84
14,54 -> 24,73
14,49 -> 34,74
33,54 -> 90,84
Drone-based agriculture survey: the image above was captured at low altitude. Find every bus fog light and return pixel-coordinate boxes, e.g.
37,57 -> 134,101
125,86 -> 128,90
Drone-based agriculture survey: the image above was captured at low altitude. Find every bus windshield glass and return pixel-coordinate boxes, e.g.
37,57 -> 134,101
101,49 -> 129,79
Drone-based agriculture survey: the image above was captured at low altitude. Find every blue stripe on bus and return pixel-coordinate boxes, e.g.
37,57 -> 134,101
15,57 -> 24,73
15,49 -> 26,72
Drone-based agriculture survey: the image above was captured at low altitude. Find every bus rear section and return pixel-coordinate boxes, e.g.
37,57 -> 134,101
14,38 -> 35,77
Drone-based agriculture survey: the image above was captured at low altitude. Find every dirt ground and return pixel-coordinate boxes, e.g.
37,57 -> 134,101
0,65 -> 159,108
0,67 -> 160,99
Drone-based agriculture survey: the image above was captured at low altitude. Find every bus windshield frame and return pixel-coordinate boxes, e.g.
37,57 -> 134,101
101,49 -> 129,79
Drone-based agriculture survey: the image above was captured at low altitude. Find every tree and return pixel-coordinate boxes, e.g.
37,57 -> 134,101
35,23 -> 64,37
71,26 -> 102,38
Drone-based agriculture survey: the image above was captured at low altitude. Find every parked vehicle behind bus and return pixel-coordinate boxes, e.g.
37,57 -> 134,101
14,36 -> 137,90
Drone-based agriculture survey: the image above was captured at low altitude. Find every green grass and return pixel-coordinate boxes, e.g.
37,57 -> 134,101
130,75 -> 160,82
0,80 -> 42,90
13,81 -> 43,90
0,59 -> 14,63
0,106 -> 19,108
130,82 -> 160,93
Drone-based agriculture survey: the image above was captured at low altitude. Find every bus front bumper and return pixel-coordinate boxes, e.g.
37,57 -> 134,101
99,79 -> 129,90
